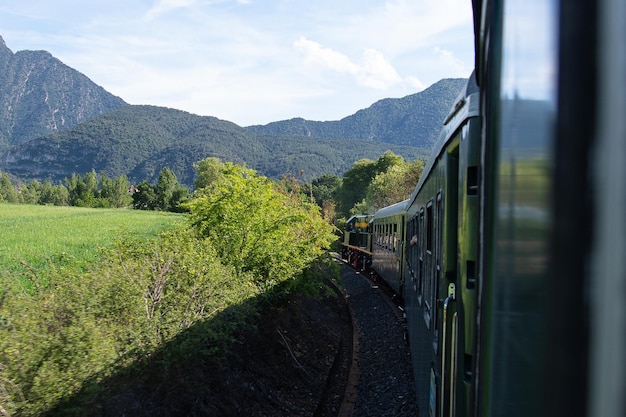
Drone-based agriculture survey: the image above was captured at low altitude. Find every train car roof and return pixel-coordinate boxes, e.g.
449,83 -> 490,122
408,71 -> 480,206
346,214 -> 371,223
371,199 -> 409,221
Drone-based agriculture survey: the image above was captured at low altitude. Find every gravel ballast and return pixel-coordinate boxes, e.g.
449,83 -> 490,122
339,264 -> 418,416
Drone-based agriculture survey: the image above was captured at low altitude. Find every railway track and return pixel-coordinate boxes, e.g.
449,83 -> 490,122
331,257 -> 417,417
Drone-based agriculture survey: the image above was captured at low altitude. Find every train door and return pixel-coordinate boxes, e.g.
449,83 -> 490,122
440,111 -> 480,417
439,143 -> 460,417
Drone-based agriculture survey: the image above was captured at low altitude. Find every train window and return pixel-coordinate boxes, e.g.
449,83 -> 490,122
418,208 -> 425,303
436,192 -> 443,267
424,199 -> 435,323
432,192 -> 444,331
393,223 -> 398,253
407,216 -> 418,282
426,201 -> 434,254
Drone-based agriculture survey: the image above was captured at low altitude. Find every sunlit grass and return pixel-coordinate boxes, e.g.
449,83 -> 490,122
0,203 -> 184,281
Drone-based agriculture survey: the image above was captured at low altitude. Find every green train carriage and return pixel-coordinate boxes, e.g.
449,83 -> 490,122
402,73 -> 480,417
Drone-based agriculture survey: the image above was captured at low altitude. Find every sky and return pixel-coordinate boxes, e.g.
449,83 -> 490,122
0,0 -> 475,126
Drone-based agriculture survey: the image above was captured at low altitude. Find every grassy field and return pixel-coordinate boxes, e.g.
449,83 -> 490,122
0,203 -> 184,279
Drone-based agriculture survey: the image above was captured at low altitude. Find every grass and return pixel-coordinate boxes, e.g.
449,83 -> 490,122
0,203 -> 184,282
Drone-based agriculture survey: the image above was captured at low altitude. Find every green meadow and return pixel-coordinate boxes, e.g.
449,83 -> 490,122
0,203 -> 183,278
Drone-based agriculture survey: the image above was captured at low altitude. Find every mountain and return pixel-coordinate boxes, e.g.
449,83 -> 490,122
0,35 -> 126,150
0,105 -> 260,186
0,105 -> 428,187
0,36 -> 466,187
246,78 -> 466,148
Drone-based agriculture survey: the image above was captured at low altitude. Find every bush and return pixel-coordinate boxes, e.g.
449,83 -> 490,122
0,226 -> 253,416
185,162 -> 337,288
0,162 -> 338,415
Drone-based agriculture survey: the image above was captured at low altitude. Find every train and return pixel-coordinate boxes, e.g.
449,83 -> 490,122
341,1 -> 625,416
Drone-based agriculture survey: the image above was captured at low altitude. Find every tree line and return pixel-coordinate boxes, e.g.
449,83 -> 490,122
0,149 -> 425,220
0,168 -> 189,211
308,150 -> 426,220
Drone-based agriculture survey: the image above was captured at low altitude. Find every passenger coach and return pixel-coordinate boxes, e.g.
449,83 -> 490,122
403,73 -> 480,417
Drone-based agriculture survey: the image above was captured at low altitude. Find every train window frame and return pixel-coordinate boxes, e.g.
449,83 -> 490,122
426,200 -> 434,254
407,215 -> 418,284
424,199 -> 435,325
418,208 -> 425,304
393,223 -> 398,253
432,191 -> 444,333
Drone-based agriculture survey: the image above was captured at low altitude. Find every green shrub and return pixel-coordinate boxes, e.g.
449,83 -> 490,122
0,225 -> 254,416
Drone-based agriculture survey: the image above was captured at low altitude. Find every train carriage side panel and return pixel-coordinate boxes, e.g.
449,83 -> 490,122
404,74 -> 480,417
371,200 -> 408,295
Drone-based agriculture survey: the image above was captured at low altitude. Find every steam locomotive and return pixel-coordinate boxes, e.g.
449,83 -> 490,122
342,1 -> 626,416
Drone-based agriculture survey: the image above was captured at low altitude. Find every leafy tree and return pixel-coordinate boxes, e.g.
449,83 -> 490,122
132,180 -> 158,210
375,150 -> 404,173
337,151 -> 405,217
310,174 -> 341,205
155,168 -> 189,212
337,158 -> 376,217
21,181 -> 41,204
65,171 -> 98,207
0,172 -> 19,203
101,173 -> 132,208
83,170 -> 98,199
320,199 -> 336,221
366,158 -> 425,210
39,181 -> 69,206
184,162 -> 336,287
193,157 -> 225,190
350,199 -> 373,216
65,173 -> 85,206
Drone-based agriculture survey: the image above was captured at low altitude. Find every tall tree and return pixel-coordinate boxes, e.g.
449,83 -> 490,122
101,173 -> 132,208
0,172 -> 19,203
65,173 -> 86,206
337,158 -> 377,217
337,151 -> 404,217
21,180 -> 41,204
193,157 -> 225,191
132,181 -> 157,210
366,159 -> 425,211
38,181 -> 69,206
310,174 -> 341,205
155,168 -> 188,212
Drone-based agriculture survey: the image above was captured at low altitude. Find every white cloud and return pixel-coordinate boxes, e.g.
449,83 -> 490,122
358,48 -> 402,89
433,46 -> 472,78
0,0 -> 475,125
293,37 -> 359,75
145,0 -> 198,21
294,37 -> 408,90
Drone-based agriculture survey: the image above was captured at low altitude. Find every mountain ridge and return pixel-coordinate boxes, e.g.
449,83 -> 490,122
246,78 -> 466,148
0,35 -> 127,150
0,35 -> 466,187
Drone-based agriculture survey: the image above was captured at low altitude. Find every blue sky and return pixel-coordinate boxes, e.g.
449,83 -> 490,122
0,0 -> 474,126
